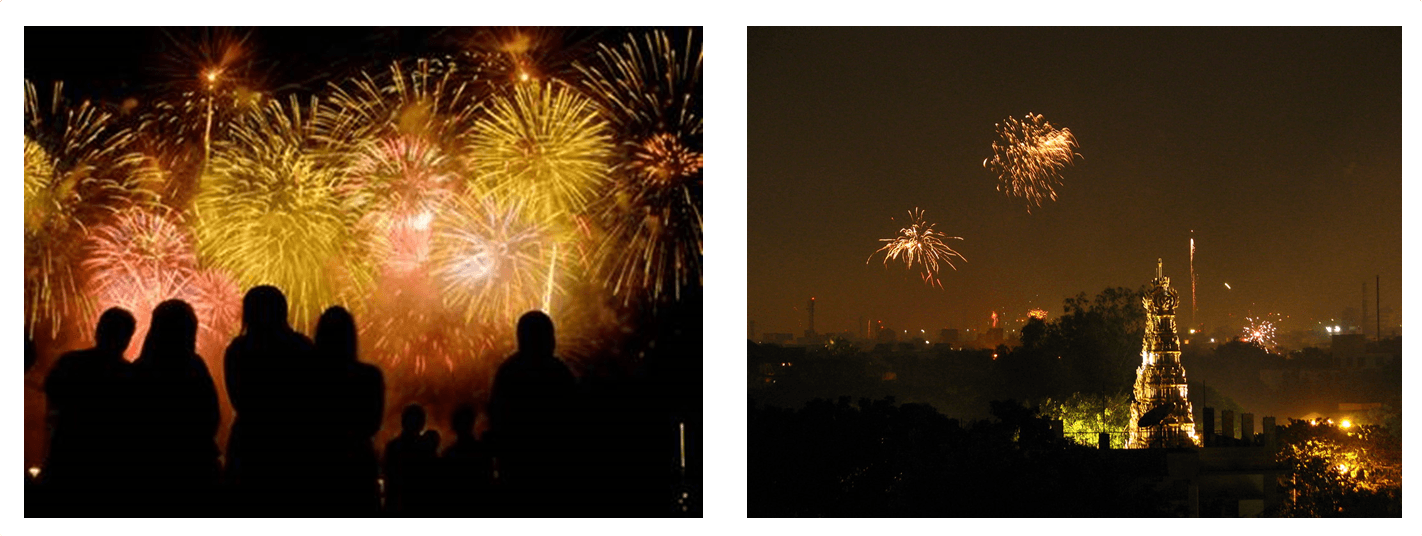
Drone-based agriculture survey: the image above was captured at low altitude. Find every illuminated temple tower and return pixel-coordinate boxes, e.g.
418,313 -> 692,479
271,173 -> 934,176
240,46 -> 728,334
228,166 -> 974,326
1126,259 -> 1202,448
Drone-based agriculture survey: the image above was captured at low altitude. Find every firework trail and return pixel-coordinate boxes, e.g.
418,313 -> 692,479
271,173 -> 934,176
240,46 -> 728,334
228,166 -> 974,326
576,29 -> 703,304
467,81 -> 612,225
132,86 -> 266,206
1241,317 -> 1276,351
1190,232 -> 1197,330
430,195 -> 564,330
24,80 -> 153,338
867,208 -> 966,288
983,113 -> 1081,212
192,95 -> 375,330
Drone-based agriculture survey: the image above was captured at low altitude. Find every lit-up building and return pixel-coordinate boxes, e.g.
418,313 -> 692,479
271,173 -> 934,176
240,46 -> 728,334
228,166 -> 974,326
1126,260 -> 1202,448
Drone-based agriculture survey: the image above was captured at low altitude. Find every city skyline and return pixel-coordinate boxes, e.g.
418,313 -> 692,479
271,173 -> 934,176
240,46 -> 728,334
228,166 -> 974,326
748,27 -> 1401,341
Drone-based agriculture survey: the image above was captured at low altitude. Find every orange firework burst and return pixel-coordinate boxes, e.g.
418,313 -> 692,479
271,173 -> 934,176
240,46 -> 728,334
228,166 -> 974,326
867,208 -> 966,288
81,208 -> 199,359
1242,316 -> 1277,352
984,112 -> 1081,212
576,29 -> 702,304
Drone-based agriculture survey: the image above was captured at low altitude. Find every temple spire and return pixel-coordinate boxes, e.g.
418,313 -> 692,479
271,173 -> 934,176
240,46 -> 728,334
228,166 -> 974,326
1157,258 -> 1163,279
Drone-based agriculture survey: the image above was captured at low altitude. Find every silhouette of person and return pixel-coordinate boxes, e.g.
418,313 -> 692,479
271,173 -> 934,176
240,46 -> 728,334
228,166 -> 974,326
438,404 -> 492,515
487,311 -> 580,515
383,404 -> 440,516
310,306 -> 384,516
222,285 -> 316,514
42,307 -> 137,516
129,300 -> 221,516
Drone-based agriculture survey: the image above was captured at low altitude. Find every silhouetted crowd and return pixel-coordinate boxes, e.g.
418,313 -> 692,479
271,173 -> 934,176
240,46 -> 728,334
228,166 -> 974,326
28,285 -> 688,517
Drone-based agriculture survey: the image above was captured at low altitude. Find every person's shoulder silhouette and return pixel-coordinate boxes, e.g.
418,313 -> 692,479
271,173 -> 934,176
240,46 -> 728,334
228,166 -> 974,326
130,300 -> 220,514
223,285 -> 317,515
489,311 -> 576,425
224,285 -> 316,408
46,307 -> 136,408
315,306 -> 384,436
309,306 -> 384,515
41,307 -> 137,515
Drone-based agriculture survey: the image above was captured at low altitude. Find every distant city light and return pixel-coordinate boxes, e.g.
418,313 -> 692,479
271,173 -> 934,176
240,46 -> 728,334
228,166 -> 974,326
1224,282 -> 1231,289
1340,419 -> 1352,429
1188,328 -> 1196,334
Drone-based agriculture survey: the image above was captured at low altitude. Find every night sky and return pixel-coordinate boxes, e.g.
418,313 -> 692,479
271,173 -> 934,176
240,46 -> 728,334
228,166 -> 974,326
748,27 -> 1401,341
24,27 -> 614,99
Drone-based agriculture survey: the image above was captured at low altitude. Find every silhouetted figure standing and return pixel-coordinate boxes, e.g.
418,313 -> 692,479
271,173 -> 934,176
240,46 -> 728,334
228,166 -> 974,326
487,311 -> 580,516
310,306 -> 384,516
42,308 -> 137,516
129,300 -> 221,516
223,286 -> 316,515
383,404 -> 440,516
437,404 -> 492,515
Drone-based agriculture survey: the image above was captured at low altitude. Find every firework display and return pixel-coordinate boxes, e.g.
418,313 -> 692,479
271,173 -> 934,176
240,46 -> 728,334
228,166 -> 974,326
191,95 -> 375,331
867,208 -> 966,288
467,81 -> 613,225
23,28 -> 700,379
577,29 -> 703,304
24,81 -> 155,339
431,195 -> 564,330
983,112 -> 1081,211
1242,316 -> 1277,351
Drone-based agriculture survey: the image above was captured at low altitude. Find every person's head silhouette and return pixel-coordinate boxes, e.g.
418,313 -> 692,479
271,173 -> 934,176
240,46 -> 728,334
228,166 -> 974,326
242,285 -> 289,334
451,404 -> 476,438
140,300 -> 199,362
401,403 -> 426,435
516,311 -> 555,358
315,306 -> 357,362
94,307 -> 137,355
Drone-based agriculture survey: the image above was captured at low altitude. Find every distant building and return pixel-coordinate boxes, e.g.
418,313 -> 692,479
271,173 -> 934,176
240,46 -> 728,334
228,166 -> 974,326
1331,333 -> 1396,370
939,328 -> 959,345
876,328 -> 896,343
1127,259 -> 1202,449
762,332 -> 793,345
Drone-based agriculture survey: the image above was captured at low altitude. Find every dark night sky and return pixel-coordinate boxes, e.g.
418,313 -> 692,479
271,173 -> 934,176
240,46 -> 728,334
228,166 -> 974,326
748,27 -> 1401,340
23,27 -> 616,100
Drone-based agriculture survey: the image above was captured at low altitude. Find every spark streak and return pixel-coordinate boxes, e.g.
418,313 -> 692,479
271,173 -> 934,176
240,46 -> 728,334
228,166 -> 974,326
866,208 -> 966,288
984,113 -> 1081,212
